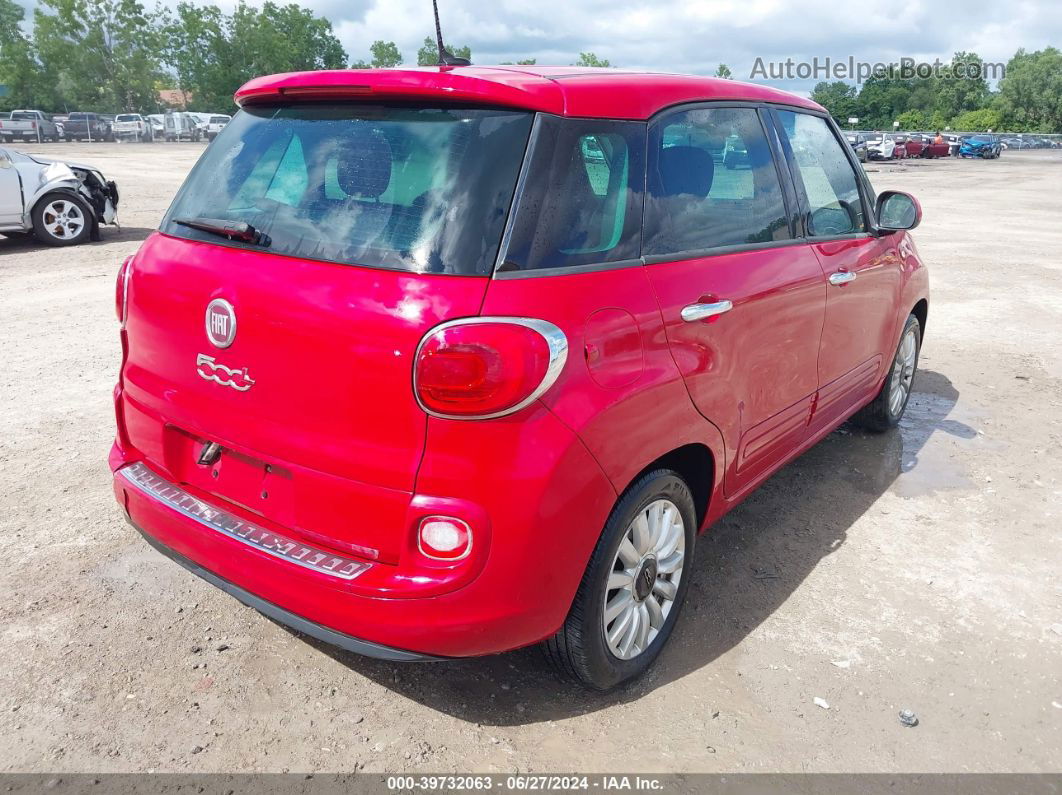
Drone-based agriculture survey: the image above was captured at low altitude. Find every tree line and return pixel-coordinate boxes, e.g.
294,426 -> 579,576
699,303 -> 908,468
811,49 -> 1062,133
0,0 -> 619,113
4,1 -> 1056,131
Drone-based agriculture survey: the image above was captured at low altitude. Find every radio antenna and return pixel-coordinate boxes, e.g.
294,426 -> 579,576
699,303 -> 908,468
432,0 -> 471,66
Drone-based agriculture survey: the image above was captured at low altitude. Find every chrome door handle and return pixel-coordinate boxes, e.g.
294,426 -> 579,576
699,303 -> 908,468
681,300 -> 733,322
829,271 -> 857,286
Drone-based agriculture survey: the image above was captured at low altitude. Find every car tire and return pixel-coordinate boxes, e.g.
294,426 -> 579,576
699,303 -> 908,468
544,469 -> 696,691
31,192 -> 93,247
853,313 -> 921,432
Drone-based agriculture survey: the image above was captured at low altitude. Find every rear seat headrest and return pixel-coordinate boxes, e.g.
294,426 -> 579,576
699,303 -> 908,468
335,126 -> 392,198
656,145 -> 714,198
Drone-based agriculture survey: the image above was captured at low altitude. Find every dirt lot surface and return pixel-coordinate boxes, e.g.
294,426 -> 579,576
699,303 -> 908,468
1,142 -> 1060,774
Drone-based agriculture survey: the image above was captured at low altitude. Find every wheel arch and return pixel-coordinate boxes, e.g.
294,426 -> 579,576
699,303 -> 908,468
911,297 -> 928,335
619,443 -> 715,531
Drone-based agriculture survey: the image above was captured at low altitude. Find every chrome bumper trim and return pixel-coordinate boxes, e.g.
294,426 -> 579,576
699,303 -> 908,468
117,461 -> 370,581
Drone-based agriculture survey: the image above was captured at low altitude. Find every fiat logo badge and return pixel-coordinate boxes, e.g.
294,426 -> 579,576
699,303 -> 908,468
205,299 -> 237,349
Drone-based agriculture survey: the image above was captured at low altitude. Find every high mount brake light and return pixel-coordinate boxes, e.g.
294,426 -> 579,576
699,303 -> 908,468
414,318 -> 568,420
116,255 -> 132,327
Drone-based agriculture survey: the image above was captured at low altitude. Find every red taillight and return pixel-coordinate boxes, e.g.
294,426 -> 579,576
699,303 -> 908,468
414,318 -> 568,419
417,516 -> 473,561
115,255 -> 132,326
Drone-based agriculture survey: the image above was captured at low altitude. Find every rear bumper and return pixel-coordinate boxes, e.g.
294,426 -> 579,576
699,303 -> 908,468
110,403 -> 617,658
132,520 -> 442,661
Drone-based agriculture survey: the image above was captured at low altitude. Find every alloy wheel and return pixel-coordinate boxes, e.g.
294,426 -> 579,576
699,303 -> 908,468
41,199 -> 86,241
889,328 -> 918,416
602,498 -> 686,660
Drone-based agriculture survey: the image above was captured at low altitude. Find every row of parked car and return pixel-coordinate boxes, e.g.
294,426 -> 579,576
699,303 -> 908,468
0,110 -> 231,144
844,130 -> 1059,162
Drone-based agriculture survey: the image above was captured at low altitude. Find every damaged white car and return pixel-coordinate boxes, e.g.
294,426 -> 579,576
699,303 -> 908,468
0,146 -> 119,246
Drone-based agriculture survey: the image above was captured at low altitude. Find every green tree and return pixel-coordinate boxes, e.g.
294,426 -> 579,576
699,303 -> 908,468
159,2 -> 226,109
995,47 -> 1062,132
951,107 -> 1003,132
161,1 -> 346,110
933,51 -> 989,120
714,63 -> 732,79
34,0 -> 164,111
810,80 -> 859,122
574,52 -> 611,67
857,68 -> 915,129
501,58 -> 537,65
417,36 -> 471,66
369,39 -> 402,67
0,0 -> 52,109
896,109 -> 928,129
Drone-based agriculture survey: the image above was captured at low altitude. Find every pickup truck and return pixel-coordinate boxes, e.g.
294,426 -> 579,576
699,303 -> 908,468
63,112 -> 113,142
0,110 -> 62,142
112,113 -> 153,142
204,114 -> 231,141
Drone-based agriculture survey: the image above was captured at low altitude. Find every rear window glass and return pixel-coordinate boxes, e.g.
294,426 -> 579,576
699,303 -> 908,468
498,116 -> 645,272
116,115 -> 138,122
161,104 -> 533,276
643,107 -> 792,256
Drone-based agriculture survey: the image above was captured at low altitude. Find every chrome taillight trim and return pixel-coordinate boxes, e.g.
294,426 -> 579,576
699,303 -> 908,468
119,255 -> 133,329
118,461 -> 371,581
412,316 -> 569,421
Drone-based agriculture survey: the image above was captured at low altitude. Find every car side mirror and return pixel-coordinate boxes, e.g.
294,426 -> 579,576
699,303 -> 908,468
876,191 -> 921,232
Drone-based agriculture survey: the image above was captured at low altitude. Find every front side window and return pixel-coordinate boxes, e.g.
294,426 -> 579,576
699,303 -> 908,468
499,116 -> 645,272
775,110 -> 865,237
162,104 -> 533,276
643,106 -> 792,257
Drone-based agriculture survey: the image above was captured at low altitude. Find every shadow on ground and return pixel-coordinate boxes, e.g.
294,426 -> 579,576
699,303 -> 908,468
285,370 -> 973,724
0,225 -> 153,253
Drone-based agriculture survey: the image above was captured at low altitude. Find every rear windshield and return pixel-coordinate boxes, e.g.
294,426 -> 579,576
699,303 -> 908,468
210,116 -> 230,124
161,104 -> 533,276
116,115 -> 139,122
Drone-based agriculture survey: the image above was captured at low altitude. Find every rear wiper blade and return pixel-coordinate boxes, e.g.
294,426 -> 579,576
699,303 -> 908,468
173,217 -> 271,247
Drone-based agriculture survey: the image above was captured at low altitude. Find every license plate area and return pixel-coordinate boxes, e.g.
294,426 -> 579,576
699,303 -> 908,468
165,426 -> 294,524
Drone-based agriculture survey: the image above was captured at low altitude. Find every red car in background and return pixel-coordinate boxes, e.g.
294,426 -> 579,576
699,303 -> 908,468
903,134 -> 928,158
111,66 -> 929,690
921,135 -> 951,158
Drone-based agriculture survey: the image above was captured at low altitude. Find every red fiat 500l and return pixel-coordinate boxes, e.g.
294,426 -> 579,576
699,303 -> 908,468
111,67 -> 928,690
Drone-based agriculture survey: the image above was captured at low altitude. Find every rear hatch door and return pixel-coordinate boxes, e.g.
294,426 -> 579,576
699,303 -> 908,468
120,101 -> 532,561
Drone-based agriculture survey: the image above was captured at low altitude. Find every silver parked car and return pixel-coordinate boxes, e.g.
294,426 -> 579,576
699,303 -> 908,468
0,146 -> 119,246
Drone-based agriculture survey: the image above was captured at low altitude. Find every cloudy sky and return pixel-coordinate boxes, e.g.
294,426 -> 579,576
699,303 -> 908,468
14,0 -> 1062,94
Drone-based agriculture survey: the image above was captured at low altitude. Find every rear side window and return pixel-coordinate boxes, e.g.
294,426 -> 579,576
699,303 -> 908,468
643,107 -> 792,257
774,111 -> 865,237
498,116 -> 645,273
161,104 -> 533,276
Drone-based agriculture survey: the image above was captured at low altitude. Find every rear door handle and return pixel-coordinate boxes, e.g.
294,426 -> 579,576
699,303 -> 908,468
829,271 -> 857,286
681,300 -> 733,322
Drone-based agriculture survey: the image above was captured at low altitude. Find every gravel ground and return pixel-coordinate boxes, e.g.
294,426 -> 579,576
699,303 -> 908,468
1,142 -> 1060,773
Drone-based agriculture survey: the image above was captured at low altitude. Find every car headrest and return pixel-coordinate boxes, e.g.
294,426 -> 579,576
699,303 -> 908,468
335,126 -> 392,198
656,145 -> 714,198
